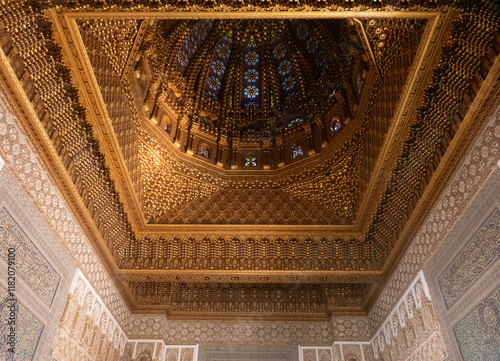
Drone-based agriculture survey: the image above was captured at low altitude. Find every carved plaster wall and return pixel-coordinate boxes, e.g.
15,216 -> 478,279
127,314 -> 334,346
0,164 -> 75,359
332,342 -> 373,361
201,344 -> 296,361
367,88 -> 500,358
51,270 -> 128,361
331,316 -> 370,342
0,77 -> 132,333
299,346 -> 333,361
124,341 -> 198,361
423,151 -> 500,358
370,271 -> 447,361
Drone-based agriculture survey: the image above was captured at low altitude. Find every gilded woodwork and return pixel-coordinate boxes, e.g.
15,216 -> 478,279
0,0 -> 498,319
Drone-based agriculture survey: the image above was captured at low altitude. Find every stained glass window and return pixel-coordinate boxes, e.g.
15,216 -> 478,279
295,20 -> 328,77
162,115 -> 172,134
271,36 -> 297,104
205,32 -> 232,100
278,61 -> 292,76
291,145 -> 304,159
245,69 -> 259,83
176,20 -> 213,74
200,118 -> 215,129
243,36 -> 259,107
283,77 -> 296,92
330,118 -> 341,134
273,45 -> 286,60
287,118 -> 303,128
245,155 -> 257,167
198,143 -> 210,158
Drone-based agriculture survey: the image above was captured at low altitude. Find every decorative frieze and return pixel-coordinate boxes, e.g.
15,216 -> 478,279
370,271 -> 447,361
126,341 -> 198,361
332,342 -> 373,361
299,346 -> 333,361
51,270 -> 128,361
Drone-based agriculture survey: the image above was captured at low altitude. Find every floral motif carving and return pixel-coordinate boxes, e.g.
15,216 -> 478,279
370,272 -> 447,361
51,271 -> 127,361
0,208 -> 61,306
438,208 -> 500,308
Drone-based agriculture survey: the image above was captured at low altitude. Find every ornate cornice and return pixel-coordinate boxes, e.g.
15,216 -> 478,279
0,0 -> 498,319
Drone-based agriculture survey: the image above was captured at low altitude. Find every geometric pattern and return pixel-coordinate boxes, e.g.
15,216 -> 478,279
438,208 -> 500,309
371,272 -> 447,360
127,315 -> 334,345
0,208 -> 60,306
453,286 -> 500,361
51,270 -> 127,361
299,346 -> 332,361
0,285 -> 44,361
368,98 -> 500,330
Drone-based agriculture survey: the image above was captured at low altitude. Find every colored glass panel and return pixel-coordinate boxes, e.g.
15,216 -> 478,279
271,37 -> 298,104
245,156 -> 257,167
292,145 -> 304,159
288,118 -> 303,128
245,69 -> 259,83
175,20 -> 213,74
244,85 -> 259,99
205,33 -> 232,100
330,118 -> 341,134
198,144 -> 210,158
283,76 -> 296,91
243,36 -> 260,107
278,61 -> 292,76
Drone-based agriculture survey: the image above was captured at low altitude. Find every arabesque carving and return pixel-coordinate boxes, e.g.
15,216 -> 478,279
52,271 -> 128,361
371,271 -> 447,361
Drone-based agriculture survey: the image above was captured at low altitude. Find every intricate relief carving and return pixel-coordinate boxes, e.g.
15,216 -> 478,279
332,342 -> 372,361
136,124 -> 364,225
128,315 -> 333,345
126,342 -> 198,361
202,345 -> 294,361
299,346 -> 333,361
155,187 -> 348,225
281,144 -> 362,221
0,208 -> 61,306
1,0 -> 499,326
0,0 -> 136,263
140,143 -> 220,220
359,18 -> 426,75
51,270 -> 127,361
453,286 -> 500,360
124,237 -> 378,272
331,316 -> 370,341
38,0 -> 455,14
78,19 -> 140,75
77,22 -> 144,198
369,95 -> 500,329
0,89 -> 131,327
371,271 -> 447,361
0,285 -> 44,361
365,0 -> 499,256
438,207 -> 500,308
129,282 -> 368,314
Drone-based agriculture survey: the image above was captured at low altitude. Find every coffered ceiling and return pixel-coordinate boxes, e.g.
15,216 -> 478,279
0,0 -> 498,320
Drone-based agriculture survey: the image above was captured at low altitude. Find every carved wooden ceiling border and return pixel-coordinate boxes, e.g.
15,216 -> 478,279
0,0 -> 498,319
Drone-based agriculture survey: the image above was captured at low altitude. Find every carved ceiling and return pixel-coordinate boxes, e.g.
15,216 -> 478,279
0,0 -> 498,320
